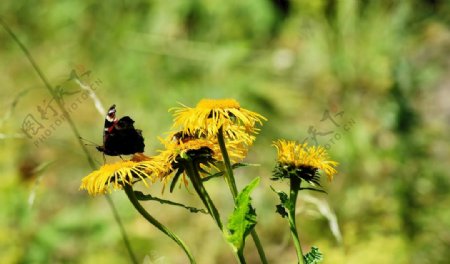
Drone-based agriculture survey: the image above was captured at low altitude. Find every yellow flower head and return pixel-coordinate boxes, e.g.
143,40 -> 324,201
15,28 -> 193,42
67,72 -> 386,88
159,137 -> 218,165
170,99 -> 267,142
163,130 -> 247,164
80,154 -> 166,196
152,137 -> 217,191
273,139 -> 338,182
155,133 -> 250,192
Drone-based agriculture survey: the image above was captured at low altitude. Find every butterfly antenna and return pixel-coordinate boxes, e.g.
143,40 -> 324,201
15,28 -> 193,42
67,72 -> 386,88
79,136 -> 99,147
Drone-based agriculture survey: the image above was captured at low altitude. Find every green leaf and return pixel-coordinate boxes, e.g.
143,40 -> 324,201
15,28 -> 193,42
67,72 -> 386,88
304,246 -> 323,264
202,163 -> 260,182
169,169 -> 183,193
232,162 -> 260,169
226,177 -> 260,252
133,191 -> 207,214
275,204 -> 288,218
270,186 -> 290,218
201,170 -> 225,182
299,187 -> 327,194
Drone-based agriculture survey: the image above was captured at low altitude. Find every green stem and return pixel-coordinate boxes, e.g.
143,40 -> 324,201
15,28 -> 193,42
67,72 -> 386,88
217,127 -> 239,198
237,249 -> 247,264
289,177 -> 305,264
0,18 -> 95,168
184,159 -> 223,229
104,195 -> 138,264
217,127 -> 268,264
249,231 -> 267,264
123,184 -> 196,264
185,159 -> 247,264
0,18 -> 138,264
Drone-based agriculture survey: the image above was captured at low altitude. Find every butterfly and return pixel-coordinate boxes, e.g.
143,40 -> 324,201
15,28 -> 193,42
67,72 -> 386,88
96,104 -> 145,156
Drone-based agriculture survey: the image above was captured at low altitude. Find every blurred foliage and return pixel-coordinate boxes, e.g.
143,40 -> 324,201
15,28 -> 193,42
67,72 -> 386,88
1,0 -> 449,263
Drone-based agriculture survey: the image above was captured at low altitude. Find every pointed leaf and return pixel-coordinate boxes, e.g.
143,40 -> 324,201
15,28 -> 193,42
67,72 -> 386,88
226,177 -> 260,252
299,187 -> 327,194
202,163 -> 260,182
232,162 -> 260,169
201,171 -> 225,182
169,169 -> 183,193
133,191 -> 207,214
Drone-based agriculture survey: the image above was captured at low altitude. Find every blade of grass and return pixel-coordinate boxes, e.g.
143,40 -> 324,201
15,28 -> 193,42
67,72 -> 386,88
0,18 -> 138,264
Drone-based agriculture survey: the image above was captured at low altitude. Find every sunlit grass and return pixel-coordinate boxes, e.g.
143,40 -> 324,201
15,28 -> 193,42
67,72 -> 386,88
1,1 -> 449,263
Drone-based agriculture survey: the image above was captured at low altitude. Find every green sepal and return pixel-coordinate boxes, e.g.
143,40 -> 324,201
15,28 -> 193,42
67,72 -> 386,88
272,163 -> 322,187
304,246 -> 323,264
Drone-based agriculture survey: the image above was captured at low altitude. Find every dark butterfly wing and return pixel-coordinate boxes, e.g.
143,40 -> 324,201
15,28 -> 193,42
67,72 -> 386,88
97,106 -> 145,156
103,104 -> 117,142
101,116 -> 145,156
96,104 -> 117,154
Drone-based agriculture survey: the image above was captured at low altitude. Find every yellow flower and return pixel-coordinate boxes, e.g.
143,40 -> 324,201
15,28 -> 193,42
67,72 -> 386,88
80,154 -> 166,196
159,137 -> 217,164
273,139 -> 338,181
163,131 -> 247,164
155,134 -> 251,191
170,99 -> 266,143
151,138 -> 214,191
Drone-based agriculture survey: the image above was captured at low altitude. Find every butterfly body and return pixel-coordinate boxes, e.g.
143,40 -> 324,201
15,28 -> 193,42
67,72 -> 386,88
97,105 -> 145,156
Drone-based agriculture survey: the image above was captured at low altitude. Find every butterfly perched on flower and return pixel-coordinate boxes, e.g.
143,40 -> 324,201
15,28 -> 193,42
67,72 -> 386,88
96,104 -> 145,156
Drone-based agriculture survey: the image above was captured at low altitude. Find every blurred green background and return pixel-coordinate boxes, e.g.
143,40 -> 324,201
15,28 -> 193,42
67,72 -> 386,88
1,1 -> 449,263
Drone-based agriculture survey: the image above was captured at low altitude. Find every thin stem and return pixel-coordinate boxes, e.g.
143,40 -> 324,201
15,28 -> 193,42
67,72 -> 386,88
217,127 -> 238,197
249,231 -> 267,264
0,18 -> 95,168
0,19 -> 137,264
217,127 -> 268,264
184,160 -> 223,229
184,159 -> 248,264
289,177 -> 305,264
123,184 -> 196,264
237,249 -> 247,264
104,195 -> 138,264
